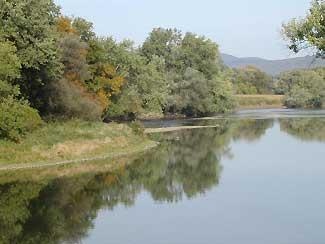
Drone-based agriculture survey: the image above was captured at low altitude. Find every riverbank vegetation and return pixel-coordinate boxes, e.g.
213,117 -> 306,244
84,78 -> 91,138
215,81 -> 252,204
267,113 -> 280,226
280,0 -> 325,108
275,68 -> 325,108
0,120 -> 156,167
0,0 -> 324,160
0,0 -> 236,145
231,66 -> 274,95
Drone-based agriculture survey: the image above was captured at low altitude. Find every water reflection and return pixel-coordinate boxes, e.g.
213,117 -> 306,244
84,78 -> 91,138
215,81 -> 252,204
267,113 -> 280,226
0,117 -> 323,243
280,118 -> 325,142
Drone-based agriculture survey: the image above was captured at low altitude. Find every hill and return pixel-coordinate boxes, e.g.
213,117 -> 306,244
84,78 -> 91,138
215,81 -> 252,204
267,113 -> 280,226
221,53 -> 325,76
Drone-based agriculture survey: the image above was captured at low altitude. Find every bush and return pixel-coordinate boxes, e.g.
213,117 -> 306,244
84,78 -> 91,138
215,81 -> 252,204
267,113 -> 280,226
284,86 -> 319,108
0,98 -> 43,141
47,79 -> 103,121
278,68 -> 325,108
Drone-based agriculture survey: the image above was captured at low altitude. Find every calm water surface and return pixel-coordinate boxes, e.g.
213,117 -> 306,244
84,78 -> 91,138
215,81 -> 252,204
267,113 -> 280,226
1,109 -> 325,244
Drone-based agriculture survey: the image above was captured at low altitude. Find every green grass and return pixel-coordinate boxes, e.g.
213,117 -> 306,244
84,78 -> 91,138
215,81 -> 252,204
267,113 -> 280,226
236,95 -> 285,109
0,120 -> 156,167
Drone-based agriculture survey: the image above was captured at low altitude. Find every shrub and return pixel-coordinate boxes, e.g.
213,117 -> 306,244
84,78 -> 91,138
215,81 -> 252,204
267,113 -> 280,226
278,68 -> 325,108
47,79 -> 103,121
0,98 -> 43,141
284,86 -> 318,108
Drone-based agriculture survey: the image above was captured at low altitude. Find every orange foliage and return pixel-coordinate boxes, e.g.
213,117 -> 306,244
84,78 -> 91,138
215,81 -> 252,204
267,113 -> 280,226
97,89 -> 110,108
56,17 -> 77,34
93,63 -> 126,110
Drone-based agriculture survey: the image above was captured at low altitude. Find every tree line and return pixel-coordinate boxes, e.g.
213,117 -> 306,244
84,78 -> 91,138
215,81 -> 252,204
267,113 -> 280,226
0,0 -> 324,141
0,0 -> 237,141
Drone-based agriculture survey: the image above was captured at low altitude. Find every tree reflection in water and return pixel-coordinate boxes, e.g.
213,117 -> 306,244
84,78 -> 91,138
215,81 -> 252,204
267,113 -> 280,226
0,119 -> 275,244
280,118 -> 325,142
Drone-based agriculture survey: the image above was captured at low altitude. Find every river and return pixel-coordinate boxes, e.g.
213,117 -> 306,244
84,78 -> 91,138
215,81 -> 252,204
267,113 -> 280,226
1,109 -> 324,244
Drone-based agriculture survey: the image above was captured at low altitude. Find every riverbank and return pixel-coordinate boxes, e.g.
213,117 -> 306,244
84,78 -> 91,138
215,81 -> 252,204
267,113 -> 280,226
0,120 -> 157,169
235,95 -> 285,109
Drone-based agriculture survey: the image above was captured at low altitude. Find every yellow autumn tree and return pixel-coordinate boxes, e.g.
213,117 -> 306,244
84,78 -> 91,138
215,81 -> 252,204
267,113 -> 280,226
93,63 -> 126,109
56,17 -> 77,35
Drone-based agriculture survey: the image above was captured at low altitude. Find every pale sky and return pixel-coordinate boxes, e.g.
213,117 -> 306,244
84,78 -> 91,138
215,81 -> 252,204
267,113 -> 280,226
54,0 -> 312,60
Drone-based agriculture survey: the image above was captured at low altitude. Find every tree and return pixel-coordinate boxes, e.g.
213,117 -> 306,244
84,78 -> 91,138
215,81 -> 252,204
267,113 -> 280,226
141,28 -> 182,69
276,68 -> 325,108
46,18 -> 103,120
72,17 -> 96,43
180,32 -> 222,79
282,0 -> 325,57
0,0 -> 62,109
0,41 -> 21,83
0,41 -> 21,99
0,40 -> 42,141
134,56 -> 169,114
58,35 -> 90,83
231,66 -> 274,94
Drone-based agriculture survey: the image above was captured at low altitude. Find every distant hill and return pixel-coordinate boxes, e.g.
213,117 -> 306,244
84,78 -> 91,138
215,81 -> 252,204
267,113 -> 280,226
221,53 -> 325,76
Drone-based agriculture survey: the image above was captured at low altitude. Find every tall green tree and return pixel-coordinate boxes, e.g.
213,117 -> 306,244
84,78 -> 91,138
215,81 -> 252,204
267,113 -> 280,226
0,0 -> 62,110
141,28 -> 182,70
0,41 -> 21,99
282,0 -> 325,57
180,33 -> 222,79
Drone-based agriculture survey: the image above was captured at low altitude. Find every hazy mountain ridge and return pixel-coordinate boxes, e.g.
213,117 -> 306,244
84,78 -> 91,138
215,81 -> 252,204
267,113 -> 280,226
221,53 -> 325,76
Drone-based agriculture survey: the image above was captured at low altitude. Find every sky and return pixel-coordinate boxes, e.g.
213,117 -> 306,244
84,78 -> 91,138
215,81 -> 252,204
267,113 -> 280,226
54,0 -> 311,60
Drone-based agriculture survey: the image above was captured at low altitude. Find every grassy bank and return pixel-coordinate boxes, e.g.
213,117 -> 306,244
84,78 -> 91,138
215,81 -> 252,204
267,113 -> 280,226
0,120 -> 157,168
236,95 -> 285,109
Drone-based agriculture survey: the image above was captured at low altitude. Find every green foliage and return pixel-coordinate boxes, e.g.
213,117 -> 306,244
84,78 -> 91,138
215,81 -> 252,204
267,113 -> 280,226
168,68 -> 235,116
180,32 -> 222,79
0,98 -> 43,141
285,86 -> 314,108
140,27 -> 234,117
141,28 -> 223,78
0,41 -> 21,99
0,80 -> 20,99
0,41 -> 21,82
72,17 -> 96,42
276,68 -> 325,108
0,0 -> 236,135
106,86 -> 143,119
134,56 -> 169,114
280,118 -> 325,141
141,28 -> 182,70
283,0 -> 325,57
231,66 -> 274,94
211,75 -> 236,113
0,0 -> 62,108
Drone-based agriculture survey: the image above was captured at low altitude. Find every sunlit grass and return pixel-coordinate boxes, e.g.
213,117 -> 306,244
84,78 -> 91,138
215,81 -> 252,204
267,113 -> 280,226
0,120 -> 156,166
236,95 -> 284,109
